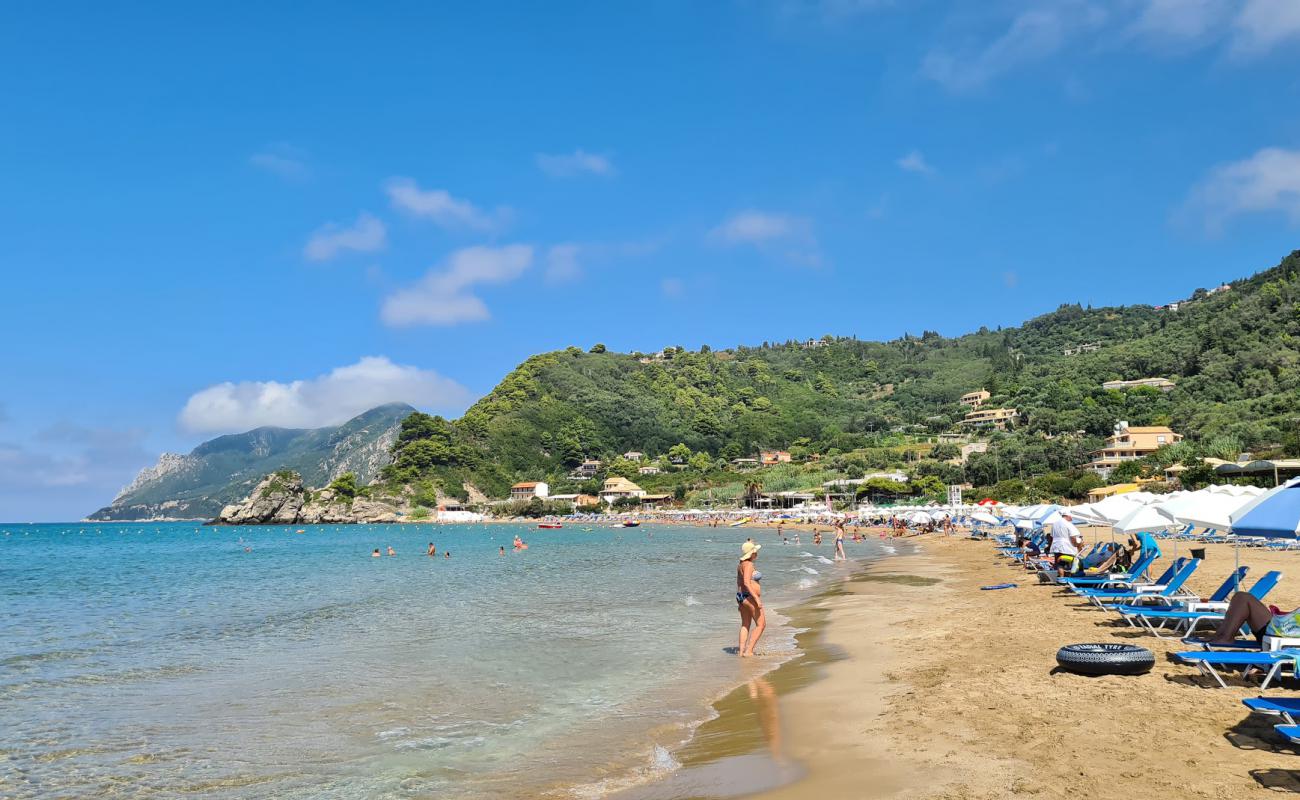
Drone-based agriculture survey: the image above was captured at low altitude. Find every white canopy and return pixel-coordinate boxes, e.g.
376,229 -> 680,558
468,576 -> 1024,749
1112,504 -> 1179,534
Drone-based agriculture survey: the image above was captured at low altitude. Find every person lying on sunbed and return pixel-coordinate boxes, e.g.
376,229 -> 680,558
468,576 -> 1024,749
1205,593 -> 1300,645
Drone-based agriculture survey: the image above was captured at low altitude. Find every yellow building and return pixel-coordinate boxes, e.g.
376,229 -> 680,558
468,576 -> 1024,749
599,477 -> 646,504
1085,422 -> 1182,477
960,389 -> 991,409
959,408 -> 1018,430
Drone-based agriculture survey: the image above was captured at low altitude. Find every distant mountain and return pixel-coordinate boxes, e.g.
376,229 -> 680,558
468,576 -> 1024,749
89,403 -> 415,520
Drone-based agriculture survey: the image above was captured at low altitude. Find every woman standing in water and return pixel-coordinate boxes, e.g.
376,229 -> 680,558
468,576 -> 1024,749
736,541 -> 765,657
834,522 -> 847,561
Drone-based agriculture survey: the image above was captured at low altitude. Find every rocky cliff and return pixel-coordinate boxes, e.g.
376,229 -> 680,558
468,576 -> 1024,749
90,404 -> 414,521
212,472 -> 409,525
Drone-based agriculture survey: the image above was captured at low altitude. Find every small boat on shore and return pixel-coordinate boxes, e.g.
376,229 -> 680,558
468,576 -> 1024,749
729,517 -> 751,528
537,523 -> 563,529
621,520 -> 641,528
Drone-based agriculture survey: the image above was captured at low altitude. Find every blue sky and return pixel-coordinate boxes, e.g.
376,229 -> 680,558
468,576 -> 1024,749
3,0 -> 1300,521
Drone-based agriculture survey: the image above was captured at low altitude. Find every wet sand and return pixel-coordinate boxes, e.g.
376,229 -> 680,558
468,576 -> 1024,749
627,530 -> 1300,799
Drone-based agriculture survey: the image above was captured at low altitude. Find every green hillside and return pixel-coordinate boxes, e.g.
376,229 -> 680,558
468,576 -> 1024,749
384,250 -> 1300,506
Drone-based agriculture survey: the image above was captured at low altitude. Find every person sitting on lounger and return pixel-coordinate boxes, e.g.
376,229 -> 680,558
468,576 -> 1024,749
1206,593 -> 1300,645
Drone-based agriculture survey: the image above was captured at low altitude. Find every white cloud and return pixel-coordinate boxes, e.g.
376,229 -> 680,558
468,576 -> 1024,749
710,210 -> 820,265
545,244 -> 583,282
1185,147 -> 1300,233
250,144 -> 310,179
303,213 -> 387,262
1230,0 -> 1300,55
0,425 -> 150,490
178,356 -> 471,434
711,211 -> 809,245
385,177 -> 512,233
921,3 -> 1107,92
542,239 -> 663,283
1127,0 -> 1232,47
897,149 -> 936,175
381,245 -> 534,326
536,149 -> 616,177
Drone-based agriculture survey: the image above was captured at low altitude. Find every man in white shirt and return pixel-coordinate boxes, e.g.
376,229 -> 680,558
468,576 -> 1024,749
1049,512 -> 1085,577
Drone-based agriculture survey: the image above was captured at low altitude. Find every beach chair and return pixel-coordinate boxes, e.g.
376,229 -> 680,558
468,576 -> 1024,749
1275,725 -> 1300,745
1173,648 -> 1300,689
1114,566 -> 1249,630
1077,559 -> 1199,608
1243,697 -> 1300,725
1060,548 -> 1160,590
1070,557 -> 1188,598
1128,571 -> 1282,639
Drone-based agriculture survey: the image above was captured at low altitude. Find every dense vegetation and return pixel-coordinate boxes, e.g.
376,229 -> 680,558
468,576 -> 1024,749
379,250 -> 1300,507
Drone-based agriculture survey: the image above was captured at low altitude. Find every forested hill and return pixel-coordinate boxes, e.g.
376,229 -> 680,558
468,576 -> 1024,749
382,251 -> 1300,500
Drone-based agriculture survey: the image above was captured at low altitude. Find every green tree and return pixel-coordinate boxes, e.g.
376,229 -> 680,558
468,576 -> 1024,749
688,451 -> 714,472
328,472 -> 359,500
590,343 -> 607,353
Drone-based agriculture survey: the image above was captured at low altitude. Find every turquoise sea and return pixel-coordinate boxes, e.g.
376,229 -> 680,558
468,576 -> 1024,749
1,522 -> 880,799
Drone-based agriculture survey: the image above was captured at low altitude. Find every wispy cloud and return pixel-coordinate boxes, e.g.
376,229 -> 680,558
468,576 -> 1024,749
536,149 -> 616,178
1184,146 -> 1300,234
381,245 -> 534,326
710,210 -> 821,266
921,4 -> 1106,92
1230,0 -> 1300,56
897,149 -> 936,175
545,244 -> 583,283
1126,0 -> 1232,49
385,178 -> 512,233
542,239 -> 663,283
250,144 -> 310,180
924,1 -> 1300,92
661,277 -> 684,298
178,356 -> 471,434
0,424 -> 150,490
303,213 -> 387,262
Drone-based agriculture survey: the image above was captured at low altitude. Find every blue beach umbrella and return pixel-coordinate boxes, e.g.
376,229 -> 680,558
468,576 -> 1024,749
1230,477 -> 1300,539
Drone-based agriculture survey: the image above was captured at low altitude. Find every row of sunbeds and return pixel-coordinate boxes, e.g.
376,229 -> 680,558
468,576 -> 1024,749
993,531 -> 1300,748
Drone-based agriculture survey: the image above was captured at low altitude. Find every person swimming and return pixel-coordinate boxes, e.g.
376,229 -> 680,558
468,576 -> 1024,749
371,548 -> 381,558
427,542 -> 436,556
499,546 -> 506,556
387,546 -> 396,557
444,551 -> 451,559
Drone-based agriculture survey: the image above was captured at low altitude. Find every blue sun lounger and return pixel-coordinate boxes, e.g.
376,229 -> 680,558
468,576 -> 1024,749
1060,549 -> 1160,589
1277,725 -> 1300,745
1243,697 -> 1300,725
1077,559 -> 1199,607
1121,571 -> 1281,639
1174,648 -> 1300,689
1113,566 -> 1250,632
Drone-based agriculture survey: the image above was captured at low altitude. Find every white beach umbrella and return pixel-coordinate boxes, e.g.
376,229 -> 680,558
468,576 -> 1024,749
1089,495 -> 1144,524
1112,504 -> 1179,534
971,511 -> 1001,526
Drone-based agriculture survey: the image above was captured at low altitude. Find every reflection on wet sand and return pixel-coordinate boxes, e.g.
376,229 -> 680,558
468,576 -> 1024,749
610,597 -> 848,799
748,676 -> 782,763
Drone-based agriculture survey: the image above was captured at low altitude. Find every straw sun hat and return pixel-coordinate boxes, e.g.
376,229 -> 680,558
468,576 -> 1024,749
740,541 -> 762,561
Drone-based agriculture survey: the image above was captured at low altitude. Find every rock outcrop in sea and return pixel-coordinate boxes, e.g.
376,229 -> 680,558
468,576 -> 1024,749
213,472 -> 406,525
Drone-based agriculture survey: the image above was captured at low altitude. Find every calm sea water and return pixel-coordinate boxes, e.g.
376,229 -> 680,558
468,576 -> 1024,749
0,521 -> 880,799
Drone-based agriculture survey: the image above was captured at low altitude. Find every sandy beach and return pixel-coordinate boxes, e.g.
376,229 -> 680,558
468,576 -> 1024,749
651,529 -> 1300,799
